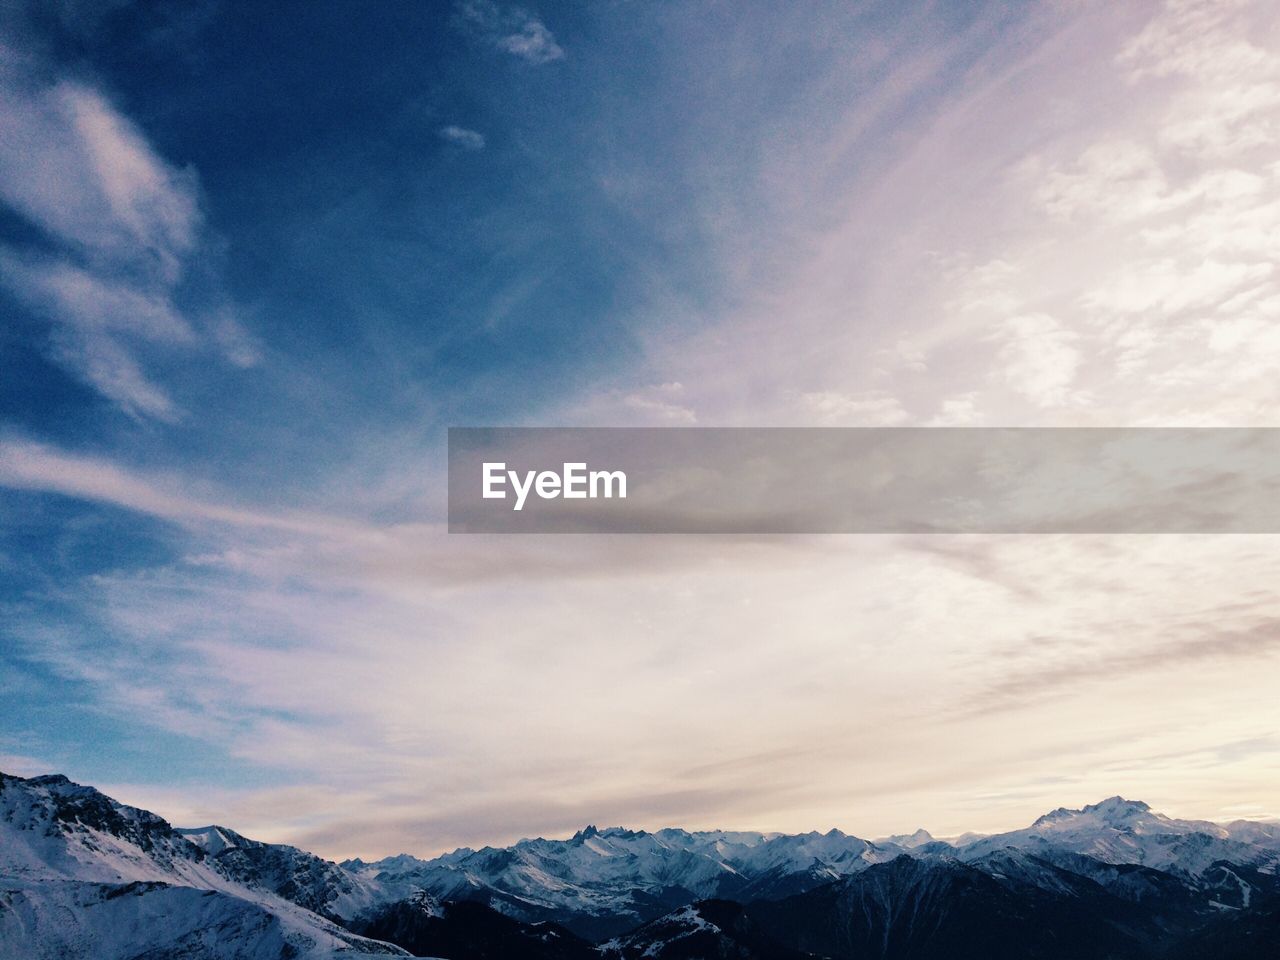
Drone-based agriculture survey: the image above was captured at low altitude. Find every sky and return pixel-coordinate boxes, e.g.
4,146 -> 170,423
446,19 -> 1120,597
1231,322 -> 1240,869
1,0 -> 1279,860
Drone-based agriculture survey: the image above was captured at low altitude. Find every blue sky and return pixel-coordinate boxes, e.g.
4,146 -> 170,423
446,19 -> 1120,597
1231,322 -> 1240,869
4,0 -> 1280,858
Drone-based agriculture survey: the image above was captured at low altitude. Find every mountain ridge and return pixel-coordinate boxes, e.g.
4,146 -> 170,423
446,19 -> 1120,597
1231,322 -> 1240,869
4,770 -> 1280,958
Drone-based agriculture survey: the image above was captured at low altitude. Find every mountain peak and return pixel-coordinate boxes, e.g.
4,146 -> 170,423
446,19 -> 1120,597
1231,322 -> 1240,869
1085,796 -> 1151,815
878,828 -> 936,848
1032,796 -> 1152,829
176,825 -> 242,855
571,825 -> 644,843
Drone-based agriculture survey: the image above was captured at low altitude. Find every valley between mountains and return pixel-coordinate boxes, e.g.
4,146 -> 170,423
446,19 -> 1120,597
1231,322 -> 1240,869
3,770 -> 1279,959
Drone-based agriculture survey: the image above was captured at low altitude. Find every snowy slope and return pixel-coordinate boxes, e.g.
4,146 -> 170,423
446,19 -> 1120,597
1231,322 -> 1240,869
0,772 -> 406,958
959,796 -> 1280,877
177,823 -> 383,921
8,769 -> 1280,958
347,797 -> 1280,936
0,879 -> 404,960
345,823 -> 906,935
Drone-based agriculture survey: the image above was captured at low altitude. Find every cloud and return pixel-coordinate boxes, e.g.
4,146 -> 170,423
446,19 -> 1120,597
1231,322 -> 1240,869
0,255 -> 194,342
0,438 -> 351,535
9,0 -> 1280,858
930,392 -> 981,425
994,313 -> 1081,409
0,753 -> 56,778
455,0 -> 564,64
0,78 -> 200,278
567,0 -> 1280,429
969,616 -> 1280,717
623,382 -> 696,424
0,67 -> 256,420
438,124 -> 486,150
794,390 -> 909,426
10,433 -> 1280,856
0,253 -> 197,420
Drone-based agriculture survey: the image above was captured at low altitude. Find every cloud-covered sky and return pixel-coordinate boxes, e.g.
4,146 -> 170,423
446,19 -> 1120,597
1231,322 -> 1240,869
2,0 -> 1279,859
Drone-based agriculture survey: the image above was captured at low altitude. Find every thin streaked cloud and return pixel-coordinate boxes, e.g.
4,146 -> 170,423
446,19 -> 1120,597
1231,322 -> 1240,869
2,0 -> 1279,859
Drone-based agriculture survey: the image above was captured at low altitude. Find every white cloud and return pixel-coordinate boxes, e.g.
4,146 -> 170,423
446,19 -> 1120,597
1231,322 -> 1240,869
930,392 -> 981,425
0,79 -> 200,279
0,67 -> 256,419
456,0 -> 564,65
9,432 -> 1280,857
0,254 -> 194,341
0,438 -> 359,536
1114,1 -> 1280,241
994,314 -> 1081,409
438,124 -> 486,150
795,390 -> 909,426
623,381 -> 696,424
1033,141 -> 1179,224
568,0 -> 1280,429
495,18 -> 562,64
61,330 -> 183,421
59,84 -> 202,277
15,460 -> 1280,855
10,0 -> 1280,857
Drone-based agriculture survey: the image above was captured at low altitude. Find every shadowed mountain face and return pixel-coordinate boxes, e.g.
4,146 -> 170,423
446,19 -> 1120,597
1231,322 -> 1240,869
594,855 -> 1280,960
4,772 -> 1280,959
349,892 -> 599,960
599,899 -> 815,960
748,855 -> 1167,960
342,824 -> 910,938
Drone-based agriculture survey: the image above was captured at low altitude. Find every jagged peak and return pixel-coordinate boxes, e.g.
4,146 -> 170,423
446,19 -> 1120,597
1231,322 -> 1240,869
1033,796 -> 1152,828
176,825 -> 244,854
1084,796 -> 1151,815
572,825 -> 644,842
1032,806 -> 1075,827
178,824 -> 242,836
887,828 -> 937,849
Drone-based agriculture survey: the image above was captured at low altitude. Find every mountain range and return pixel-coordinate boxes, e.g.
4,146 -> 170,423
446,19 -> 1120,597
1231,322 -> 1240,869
3,770 -> 1278,958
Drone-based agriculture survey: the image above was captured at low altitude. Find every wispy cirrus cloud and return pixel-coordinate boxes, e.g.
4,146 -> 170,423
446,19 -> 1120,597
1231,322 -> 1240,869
0,59 -> 256,421
7,0 -> 1280,859
576,0 -> 1280,429
0,253 -> 197,420
966,610 -> 1280,717
0,73 -> 199,276
8,433 -> 1280,856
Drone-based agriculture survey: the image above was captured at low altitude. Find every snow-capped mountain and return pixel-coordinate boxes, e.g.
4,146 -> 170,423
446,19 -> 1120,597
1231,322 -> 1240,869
958,796 -> 1280,877
0,772 -> 406,959
591,848 -> 1280,960
876,828 -> 937,849
177,822 -> 382,921
5,771 -> 1280,959
344,823 -> 907,937
345,796 -> 1280,939
744,852 -> 1212,960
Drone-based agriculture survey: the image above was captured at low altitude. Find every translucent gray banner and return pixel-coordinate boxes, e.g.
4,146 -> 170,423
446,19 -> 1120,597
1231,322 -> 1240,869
447,428 -> 1280,533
